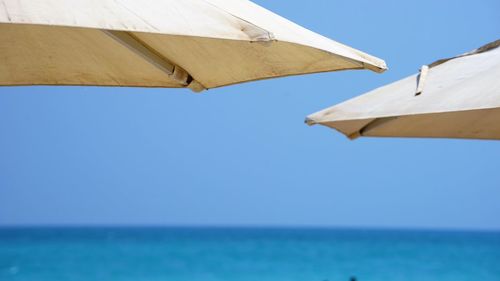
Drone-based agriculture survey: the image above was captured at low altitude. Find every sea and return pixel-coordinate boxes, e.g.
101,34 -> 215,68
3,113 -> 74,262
0,227 -> 499,281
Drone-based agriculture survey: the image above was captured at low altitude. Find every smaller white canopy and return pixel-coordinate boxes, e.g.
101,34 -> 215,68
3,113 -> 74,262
307,40 -> 500,140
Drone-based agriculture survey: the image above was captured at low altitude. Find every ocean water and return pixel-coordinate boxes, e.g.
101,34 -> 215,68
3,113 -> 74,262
0,228 -> 499,281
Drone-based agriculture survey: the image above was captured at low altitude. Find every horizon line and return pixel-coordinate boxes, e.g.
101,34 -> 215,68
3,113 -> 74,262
1,224 -> 499,234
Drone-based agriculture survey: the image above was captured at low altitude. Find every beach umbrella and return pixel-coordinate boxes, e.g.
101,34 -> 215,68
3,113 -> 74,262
0,0 -> 386,92
306,40 -> 500,140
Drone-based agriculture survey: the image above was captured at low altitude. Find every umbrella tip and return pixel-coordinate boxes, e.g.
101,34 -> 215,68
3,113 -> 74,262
363,61 -> 388,73
347,131 -> 361,140
305,117 -> 317,126
187,80 -> 206,93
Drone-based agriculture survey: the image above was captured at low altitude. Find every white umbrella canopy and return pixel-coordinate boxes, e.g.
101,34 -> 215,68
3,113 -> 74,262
306,40 -> 500,140
0,0 -> 386,92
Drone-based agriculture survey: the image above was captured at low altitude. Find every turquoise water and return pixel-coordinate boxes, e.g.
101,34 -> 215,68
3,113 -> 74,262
1,228 -> 499,281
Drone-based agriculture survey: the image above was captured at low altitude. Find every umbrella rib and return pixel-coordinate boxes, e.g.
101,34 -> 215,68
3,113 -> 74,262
415,65 -> 429,96
349,117 -> 399,140
428,39 -> 500,68
201,0 -> 275,42
103,30 -> 206,92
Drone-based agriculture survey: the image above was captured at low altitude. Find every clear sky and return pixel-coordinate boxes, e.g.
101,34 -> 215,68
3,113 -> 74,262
0,0 -> 499,230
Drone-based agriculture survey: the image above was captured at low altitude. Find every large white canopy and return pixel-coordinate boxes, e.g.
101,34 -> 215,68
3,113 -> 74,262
307,40 -> 500,140
0,0 -> 386,92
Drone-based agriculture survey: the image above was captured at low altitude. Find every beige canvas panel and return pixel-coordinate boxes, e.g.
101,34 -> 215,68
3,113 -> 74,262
323,108 -> 500,140
136,33 -> 365,89
0,0 -> 254,40
0,24 -> 183,87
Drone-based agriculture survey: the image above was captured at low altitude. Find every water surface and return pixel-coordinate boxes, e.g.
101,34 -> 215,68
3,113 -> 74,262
1,227 -> 499,281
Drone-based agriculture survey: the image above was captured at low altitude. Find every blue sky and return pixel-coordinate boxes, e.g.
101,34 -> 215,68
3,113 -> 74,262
0,0 -> 499,230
